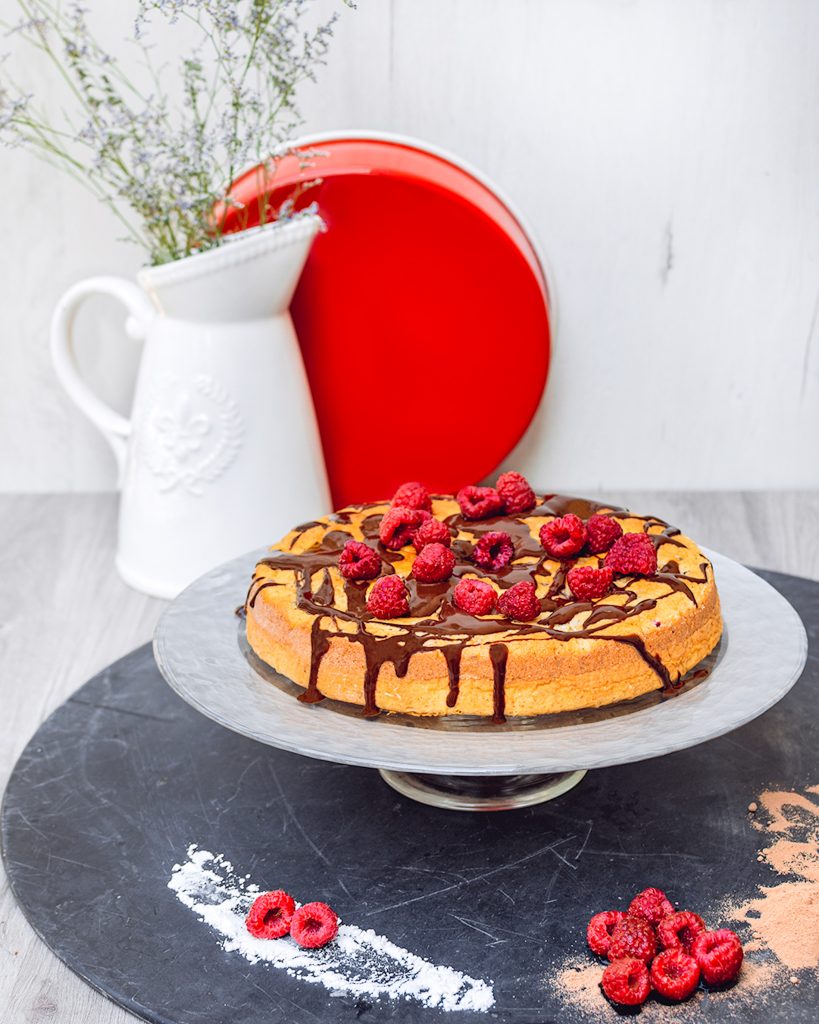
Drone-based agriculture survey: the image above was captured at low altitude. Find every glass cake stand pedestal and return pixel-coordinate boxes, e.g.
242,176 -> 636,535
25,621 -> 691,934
153,549 -> 806,813
378,770 -> 588,811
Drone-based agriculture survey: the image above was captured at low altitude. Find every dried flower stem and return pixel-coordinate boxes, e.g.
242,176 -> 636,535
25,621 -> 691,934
0,0 -> 350,264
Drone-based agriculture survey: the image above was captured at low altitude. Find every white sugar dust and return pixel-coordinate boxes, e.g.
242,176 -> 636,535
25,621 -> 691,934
168,845 -> 495,1013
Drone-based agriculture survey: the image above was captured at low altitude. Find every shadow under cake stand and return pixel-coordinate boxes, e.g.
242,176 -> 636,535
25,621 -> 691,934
153,548 -> 806,811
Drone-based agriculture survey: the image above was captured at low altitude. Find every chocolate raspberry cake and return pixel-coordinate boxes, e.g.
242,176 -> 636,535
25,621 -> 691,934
243,474 -> 722,720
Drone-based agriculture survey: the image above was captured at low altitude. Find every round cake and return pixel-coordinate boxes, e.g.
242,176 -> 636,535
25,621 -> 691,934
243,477 -> 722,720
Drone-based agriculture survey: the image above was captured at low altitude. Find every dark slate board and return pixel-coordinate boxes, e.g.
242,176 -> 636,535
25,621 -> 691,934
2,569 -> 817,1024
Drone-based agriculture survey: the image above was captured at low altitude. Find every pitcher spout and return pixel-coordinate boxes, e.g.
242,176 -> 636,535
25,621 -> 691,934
137,215 -> 322,323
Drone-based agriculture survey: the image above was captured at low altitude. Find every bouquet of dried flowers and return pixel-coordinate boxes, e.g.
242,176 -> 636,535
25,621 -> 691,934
0,1 -> 349,265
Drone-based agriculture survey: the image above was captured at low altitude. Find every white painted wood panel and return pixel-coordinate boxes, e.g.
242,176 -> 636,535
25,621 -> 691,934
1,0 -> 817,491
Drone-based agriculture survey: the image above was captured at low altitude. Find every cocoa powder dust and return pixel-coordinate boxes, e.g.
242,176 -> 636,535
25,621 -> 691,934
552,785 -> 819,1017
727,786 -> 819,975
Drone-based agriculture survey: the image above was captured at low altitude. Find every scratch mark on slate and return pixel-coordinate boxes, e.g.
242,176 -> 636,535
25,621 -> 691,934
453,914 -> 546,946
396,863 -> 469,884
216,756 -> 261,817
548,844 -> 577,871
585,848 -> 704,862
10,807 -> 49,841
366,835 -> 575,917
268,764 -> 332,868
449,914 -> 505,945
575,820 -> 594,861
248,975 -> 323,1022
68,696 -> 174,724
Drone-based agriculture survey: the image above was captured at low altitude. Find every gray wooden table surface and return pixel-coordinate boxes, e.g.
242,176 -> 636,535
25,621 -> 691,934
1,491 -> 817,1023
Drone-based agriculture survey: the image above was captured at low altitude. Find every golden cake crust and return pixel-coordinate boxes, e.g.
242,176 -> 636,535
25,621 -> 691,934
244,496 -> 722,719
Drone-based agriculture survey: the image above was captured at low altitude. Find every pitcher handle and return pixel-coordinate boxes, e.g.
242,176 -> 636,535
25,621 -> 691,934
50,277 -> 155,485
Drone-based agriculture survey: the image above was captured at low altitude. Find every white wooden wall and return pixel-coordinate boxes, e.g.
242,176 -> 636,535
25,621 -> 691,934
1,0 -> 818,492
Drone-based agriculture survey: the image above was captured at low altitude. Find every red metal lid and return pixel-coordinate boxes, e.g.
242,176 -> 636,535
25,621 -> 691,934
225,133 -> 553,508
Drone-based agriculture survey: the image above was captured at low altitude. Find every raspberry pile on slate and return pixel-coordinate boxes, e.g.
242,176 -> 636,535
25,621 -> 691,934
586,887 -> 743,1009
246,890 -> 338,949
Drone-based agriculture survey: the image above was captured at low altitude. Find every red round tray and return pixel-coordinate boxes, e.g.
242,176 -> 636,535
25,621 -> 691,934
225,133 -> 553,508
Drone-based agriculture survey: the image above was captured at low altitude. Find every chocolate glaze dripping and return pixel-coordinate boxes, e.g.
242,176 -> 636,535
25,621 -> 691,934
299,618 -> 329,704
490,645 -> 508,723
443,645 -> 462,708
248,494 -> 713,718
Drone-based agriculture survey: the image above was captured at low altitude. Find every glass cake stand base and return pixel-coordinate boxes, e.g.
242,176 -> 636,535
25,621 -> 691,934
378,769 -> 588,811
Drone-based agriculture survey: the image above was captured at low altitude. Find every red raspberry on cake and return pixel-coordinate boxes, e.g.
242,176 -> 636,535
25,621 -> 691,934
453,578 -> 497,615
650,948 -> 701,1001
658,910 -> 706,954
411,542 -> 455,583
692,929 -> 744,985
497,580 -> 541,621
338,540 -> 381,581
472,531 -> 514,571
391,481 -> 432,512
567,565 -> 613,601
628,886 -> 674,925
379,506 -> 431,550
366,575 -> 410,618
605,533 -> 658,576
290,901 -> 339,949
456,485 -> 504,520
413,518 -> 451,551
496,471 -> 536,514
245,890 -> 296,940
601,958 -> 651,1007
586,910 -> 627,956
585,513 -> 623,554
608,916 -> 658,963
539,513 -> 587,559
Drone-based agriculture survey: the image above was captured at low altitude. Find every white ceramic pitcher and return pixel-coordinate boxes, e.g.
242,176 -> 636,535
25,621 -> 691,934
51,216 -> 331,598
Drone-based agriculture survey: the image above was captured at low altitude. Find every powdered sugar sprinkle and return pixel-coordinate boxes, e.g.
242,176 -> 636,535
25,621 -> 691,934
168,845 -> 495,1012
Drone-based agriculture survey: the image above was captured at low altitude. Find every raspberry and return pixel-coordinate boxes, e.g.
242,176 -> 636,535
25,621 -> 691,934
586,910 -> 627,956
290,901 -> 339,949
692,929 -> 743,986
366,575 -> 409,618
650,948 -> 701,1001
608,917 -> 658,963
379,506 -> 431,550
497,580 -> 541,621
456,485 -> 504,520
586,514 -> 624,554
338,540 -> 381,581
496,471 -> 536,514
453,578 -> 497,615
245,890 -> 296,940
539,514 -> 587,559
601,958 -> 651,1007
628,887 -> 674,926
413,518 -> 451,551
606,533 -> 658,575
658,911 -> 706,954
391,481 -> 432,512
567,565 -> 613,601
411,542 -> 455,583
472,531 -> 514,571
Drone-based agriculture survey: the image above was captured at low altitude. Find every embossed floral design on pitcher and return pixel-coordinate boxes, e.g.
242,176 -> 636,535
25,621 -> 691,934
51,216 -> 331,597
140,375 -> 244,496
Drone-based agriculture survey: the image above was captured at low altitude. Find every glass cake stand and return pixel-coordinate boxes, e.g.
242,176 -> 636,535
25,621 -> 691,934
153,549 -> 806,811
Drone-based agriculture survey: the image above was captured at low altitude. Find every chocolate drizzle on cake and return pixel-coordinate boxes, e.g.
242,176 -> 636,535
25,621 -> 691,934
246,494 -> 712,721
